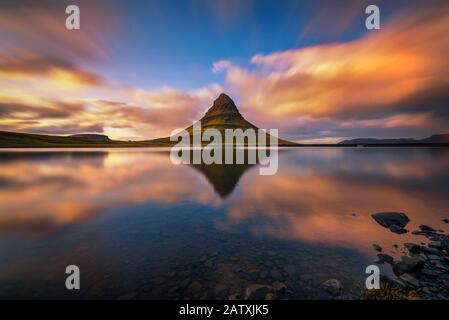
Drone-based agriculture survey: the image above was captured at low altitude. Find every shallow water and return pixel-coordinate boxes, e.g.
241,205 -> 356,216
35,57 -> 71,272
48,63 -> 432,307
0,147 -> 448,299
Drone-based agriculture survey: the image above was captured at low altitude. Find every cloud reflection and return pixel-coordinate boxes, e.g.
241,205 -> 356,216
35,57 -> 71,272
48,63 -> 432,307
0,148 -> 448,257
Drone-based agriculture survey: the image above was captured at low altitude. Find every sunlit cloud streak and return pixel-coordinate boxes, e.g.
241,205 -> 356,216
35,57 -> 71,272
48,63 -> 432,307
215,4 -> 449,141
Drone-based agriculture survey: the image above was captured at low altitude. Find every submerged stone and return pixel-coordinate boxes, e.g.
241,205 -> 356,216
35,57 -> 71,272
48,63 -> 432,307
322,279 -> 342,296
372,211 -> 410,228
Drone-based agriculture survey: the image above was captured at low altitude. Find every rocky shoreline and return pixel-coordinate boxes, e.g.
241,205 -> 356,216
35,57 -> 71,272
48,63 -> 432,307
371,212 -> 449,299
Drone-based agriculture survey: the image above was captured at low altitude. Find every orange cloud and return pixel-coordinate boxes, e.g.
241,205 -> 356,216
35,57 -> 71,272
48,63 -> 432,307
218,4 -> 449,130
0,54 -> 104,86
0,0 -> 120,61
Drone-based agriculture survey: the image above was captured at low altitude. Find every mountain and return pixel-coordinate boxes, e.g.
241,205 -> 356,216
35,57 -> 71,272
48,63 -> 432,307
148,93 -> 296,146
339,134 -> 449,145
191,93 -> 257,131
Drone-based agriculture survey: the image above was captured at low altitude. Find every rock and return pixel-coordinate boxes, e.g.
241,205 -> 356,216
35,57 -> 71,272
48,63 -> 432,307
424,246 -> 441,255
272,281 -> 287,294
265,293 -> 276,300
322,279 -> 342,296
389,224 -> 408,234
393,256 -> 425,275
187,281 -> 203,293
399,273 -> 420,288
376,253 -> 394,265
429,241 -> 443,249
372,244 -> 382,252
443,219 -> 449,224
229,293 -> 241,300
259,270 -> 268,279
422,265 -> 444,277
380,275 -> 407,290
283,265 -> 297,276
419,225 -> 437,232
245,284 -> 274,300
404,243 -> 422,254
372,212 -> 410,228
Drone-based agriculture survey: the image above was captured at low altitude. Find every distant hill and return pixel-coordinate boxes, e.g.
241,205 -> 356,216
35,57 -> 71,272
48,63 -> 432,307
339,134 -> 449,145
69,134 -> 110,141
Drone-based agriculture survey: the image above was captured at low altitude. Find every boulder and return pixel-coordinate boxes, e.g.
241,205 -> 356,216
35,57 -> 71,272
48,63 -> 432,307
376,253 -> 394,265
419,225 -> 436,232
272,281 -> 287,294
393,255 -> 425,275
322,279 -> 342,296
389,224 -> 408,234
404,243 -> 422,254
371,212 -> 410,228
245,284 -> 274,300
399,273 -> 420,288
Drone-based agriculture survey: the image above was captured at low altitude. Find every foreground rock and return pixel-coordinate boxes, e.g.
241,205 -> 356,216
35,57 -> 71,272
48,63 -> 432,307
244,283 -> 288,300
372,212 -> 410,234
371,218 -> 449,299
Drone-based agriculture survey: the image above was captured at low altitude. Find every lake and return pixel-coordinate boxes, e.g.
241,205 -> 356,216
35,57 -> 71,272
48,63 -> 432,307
0,147 -> 448,299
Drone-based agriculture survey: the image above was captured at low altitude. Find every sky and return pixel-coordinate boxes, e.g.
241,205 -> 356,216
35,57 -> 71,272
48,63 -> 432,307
0,0 -> 448,143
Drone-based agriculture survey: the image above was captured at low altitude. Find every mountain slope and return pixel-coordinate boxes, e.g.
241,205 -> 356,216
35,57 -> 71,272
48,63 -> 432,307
147,93 -> 296,146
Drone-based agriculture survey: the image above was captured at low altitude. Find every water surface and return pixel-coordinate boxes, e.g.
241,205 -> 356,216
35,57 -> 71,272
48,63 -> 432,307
0,147 -> 448,299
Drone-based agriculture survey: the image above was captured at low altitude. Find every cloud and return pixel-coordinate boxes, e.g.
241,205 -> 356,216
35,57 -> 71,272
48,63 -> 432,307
0,0 -> 120,62
0,101 -> 84,120
0,54 -> 104,86
298,0 -> 372,42
212,60 -> 233,73
23,124 -> 105,135
214,4 -> 449,140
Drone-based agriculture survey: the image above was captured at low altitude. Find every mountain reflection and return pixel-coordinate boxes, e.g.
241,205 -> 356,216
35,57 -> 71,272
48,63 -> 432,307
0,148 -> 448,255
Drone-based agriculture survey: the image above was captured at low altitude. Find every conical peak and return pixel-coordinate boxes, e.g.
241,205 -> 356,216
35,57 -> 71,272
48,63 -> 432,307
214,93 -> 234,106
206,93 -> 239,116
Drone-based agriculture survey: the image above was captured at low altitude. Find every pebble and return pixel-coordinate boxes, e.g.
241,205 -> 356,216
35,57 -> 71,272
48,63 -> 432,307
322,279 -> 342,296
272,281 -> 287,293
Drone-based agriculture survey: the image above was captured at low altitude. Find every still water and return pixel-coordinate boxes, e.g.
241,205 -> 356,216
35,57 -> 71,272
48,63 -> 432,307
0,147 -> 448,299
